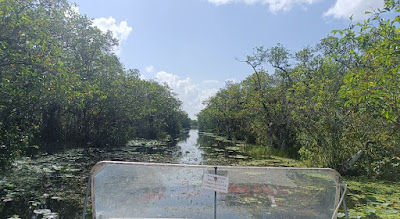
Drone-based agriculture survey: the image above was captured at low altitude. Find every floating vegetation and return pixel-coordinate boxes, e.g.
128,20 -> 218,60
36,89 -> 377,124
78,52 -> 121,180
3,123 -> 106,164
229,154 -> 250,159
0,140 -> 181,218
212,148 -> 225,152
1,130 -> 399,218
226,146 -> 240,151
341,176 -> 400,218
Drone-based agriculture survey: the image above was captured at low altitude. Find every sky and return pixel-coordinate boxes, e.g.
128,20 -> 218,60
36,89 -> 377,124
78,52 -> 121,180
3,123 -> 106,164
70,0 -> 384,119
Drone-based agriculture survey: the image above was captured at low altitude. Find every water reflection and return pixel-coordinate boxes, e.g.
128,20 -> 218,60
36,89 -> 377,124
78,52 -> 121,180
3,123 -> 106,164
178,130 -> 204,164
0,129 -> 253,218
177,130 -> 251,165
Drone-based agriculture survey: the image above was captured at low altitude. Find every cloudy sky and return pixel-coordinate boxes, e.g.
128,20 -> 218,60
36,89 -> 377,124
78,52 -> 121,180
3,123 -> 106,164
71,0 -> 384,119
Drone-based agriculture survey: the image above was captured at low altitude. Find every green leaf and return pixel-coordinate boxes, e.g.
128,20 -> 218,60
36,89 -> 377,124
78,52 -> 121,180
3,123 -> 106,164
364,208 -> 376,214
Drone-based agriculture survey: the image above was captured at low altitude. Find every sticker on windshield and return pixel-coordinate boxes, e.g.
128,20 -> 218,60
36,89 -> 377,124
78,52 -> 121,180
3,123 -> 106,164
201,173 -> 229,193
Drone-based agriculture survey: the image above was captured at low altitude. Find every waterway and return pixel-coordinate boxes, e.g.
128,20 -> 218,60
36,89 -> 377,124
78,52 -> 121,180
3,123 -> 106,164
0,129 -> 250,218
1,130 -> 363,219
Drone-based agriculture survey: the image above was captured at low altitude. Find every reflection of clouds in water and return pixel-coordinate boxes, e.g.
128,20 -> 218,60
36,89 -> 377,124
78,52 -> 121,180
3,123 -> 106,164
178,130 -> 204,164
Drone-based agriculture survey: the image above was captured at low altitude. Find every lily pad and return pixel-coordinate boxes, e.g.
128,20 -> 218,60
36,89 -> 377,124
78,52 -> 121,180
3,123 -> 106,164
51,196 -> 62,201
231,154 -> 250,159
364,208 -> 376,214
382,209 -> 399,214
43,213 -> 58,219
3,198 -> 13,202
33,209 -> 51,214
226,146 -> 240,151
336,212 -> 345,218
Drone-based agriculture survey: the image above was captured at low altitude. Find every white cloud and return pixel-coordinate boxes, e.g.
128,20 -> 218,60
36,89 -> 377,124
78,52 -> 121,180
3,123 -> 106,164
92,16 -> 133,54
208,0 -> 318,12
324,0 -> 384,21
155,71 -> 221,119
139,74 -> 146,80
203,80 -> 220,84
145,65 -> 155,73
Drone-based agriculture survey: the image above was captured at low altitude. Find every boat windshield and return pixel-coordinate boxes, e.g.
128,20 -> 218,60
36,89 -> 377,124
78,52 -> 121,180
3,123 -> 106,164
90,161 -> 343,219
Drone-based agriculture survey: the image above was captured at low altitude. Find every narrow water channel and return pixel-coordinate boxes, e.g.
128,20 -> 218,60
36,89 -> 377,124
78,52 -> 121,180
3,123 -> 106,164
178,129 -> 204,164
0,129 -> 251,218
177,129 -> 250,165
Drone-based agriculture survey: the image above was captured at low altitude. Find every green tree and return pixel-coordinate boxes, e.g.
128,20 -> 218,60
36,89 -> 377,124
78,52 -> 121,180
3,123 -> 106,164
0,0 -> 190,167
337,0 -> 400,176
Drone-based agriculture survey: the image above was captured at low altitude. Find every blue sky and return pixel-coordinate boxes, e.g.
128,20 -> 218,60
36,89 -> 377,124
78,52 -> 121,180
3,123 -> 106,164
70,0 -> 384,119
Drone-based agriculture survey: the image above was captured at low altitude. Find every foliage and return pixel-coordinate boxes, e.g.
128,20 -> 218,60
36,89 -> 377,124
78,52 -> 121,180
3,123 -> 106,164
0,0 -> 190,168
336,0 -> 400,176
198,0 -> 400,178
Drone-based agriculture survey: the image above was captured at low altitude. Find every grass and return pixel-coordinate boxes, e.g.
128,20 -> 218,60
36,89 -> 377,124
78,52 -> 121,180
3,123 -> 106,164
240,144 -> 294,159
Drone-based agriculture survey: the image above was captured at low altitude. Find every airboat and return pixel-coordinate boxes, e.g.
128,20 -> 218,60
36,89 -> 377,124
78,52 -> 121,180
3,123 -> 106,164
82,161 -> 348,219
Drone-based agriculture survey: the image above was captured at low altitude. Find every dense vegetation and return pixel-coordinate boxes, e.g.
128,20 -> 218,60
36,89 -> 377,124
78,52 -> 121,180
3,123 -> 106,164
0,0 -> 190,168
198,0 -> 400,179
1,0 -> 399,218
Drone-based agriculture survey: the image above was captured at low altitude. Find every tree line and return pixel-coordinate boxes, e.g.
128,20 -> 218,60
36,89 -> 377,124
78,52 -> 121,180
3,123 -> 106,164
198,0 -> 400,178
0,0 -> 190,168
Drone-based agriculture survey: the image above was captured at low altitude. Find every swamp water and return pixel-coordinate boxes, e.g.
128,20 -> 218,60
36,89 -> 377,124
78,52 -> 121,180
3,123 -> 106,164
0,130 -> 252,218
